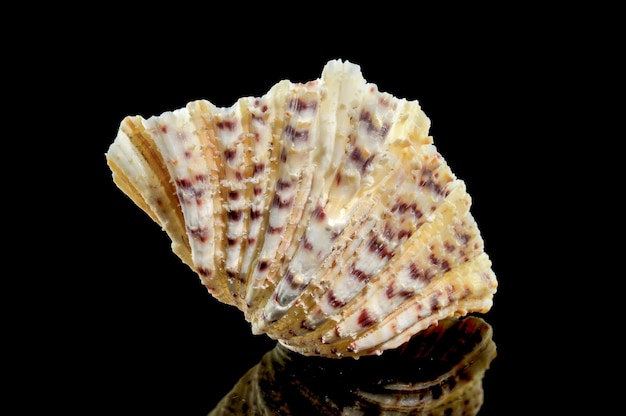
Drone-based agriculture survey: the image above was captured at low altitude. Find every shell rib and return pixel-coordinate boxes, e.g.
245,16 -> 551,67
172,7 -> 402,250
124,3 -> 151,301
105,59 -> 498,358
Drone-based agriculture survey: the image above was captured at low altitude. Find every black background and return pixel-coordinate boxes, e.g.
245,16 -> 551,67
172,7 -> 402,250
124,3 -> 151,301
12,6 -> 606,415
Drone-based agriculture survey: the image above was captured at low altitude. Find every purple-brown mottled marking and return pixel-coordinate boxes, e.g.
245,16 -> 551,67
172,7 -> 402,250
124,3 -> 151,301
367,235 -> 393,260
197,267 -> 212,278
235,171 -> 243,181
444,241 -> 456,252
358,110 -> 390,140
227,237 -> 238,246
392,201 -> 408,214
391,201 -> 423,220
268,226 -> 284,234
397,229 -> 412,240
409,263 -> 422,279
431,293 -> 442,311
284,125 -> 309,142
273,194 -> 294,209
224,148 -> 237,161
228,190 -> 239,200
419,169 -> 446,196
401,289 -> 415,299
250,209 -> 262,220
386,282 -> 414,299
188,226 -> 209,242
350,146 -> 365,165
227,209 -> 242,221
359,110 -> 375,131
193,188 -> 205,202
350,263 -> 371,282
160,125 -> 168,134
327,290 -> 346,309
385,282 -> 395,299
285,269 -> 307,292
358,309 -> 376,328
288,97 -> 318,112
276,178 -> 293,190
248,237 -> 256,245
258,260 -> 269,272
253,163 -> 265,175
312,205 -> 326,221
280,147 -> 288,163
253,186 -> 263,196
176,178 -> 193,189
380,123 -> 390,138
409,263 -> 433,284
216,120 -> 236,131
302,235 -> 313,250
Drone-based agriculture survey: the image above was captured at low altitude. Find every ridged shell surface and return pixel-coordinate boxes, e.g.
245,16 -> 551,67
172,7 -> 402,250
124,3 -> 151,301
106,59 -> 497,358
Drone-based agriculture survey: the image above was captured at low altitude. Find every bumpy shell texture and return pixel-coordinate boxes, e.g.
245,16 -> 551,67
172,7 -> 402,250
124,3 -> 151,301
105,59 -> 497,358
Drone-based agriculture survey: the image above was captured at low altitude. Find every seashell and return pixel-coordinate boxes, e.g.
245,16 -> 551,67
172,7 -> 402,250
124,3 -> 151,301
105,59 -> 497,358
209,316 -> 497,415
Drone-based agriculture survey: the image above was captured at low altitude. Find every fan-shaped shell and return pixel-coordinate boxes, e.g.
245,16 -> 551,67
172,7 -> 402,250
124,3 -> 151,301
105,59 -> 497,358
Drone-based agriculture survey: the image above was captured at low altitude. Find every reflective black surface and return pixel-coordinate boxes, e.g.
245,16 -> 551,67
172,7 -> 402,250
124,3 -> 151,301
210,316 -> 495,415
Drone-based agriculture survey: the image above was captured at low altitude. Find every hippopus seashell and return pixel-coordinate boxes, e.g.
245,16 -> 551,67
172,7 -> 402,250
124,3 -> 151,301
105,59 -> 498,358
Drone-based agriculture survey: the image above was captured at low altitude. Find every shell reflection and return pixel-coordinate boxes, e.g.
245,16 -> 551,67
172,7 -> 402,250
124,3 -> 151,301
209,316 -> 496,415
